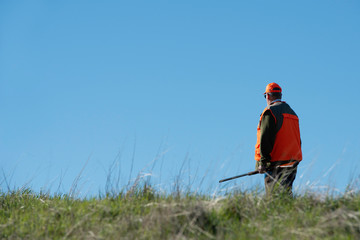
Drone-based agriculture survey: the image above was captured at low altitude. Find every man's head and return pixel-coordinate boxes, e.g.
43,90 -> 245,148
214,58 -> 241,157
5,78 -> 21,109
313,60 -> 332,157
264,82 -> 282,105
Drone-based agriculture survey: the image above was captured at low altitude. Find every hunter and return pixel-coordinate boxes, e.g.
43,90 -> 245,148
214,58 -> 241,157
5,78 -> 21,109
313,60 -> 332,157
255,83 -> 302,196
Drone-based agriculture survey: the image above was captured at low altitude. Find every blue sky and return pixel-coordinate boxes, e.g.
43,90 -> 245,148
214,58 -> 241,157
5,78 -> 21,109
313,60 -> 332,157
1,1 -> 359,197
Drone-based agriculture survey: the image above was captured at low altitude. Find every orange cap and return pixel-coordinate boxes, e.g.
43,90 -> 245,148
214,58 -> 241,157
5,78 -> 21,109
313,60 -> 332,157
264,83 -> 282,94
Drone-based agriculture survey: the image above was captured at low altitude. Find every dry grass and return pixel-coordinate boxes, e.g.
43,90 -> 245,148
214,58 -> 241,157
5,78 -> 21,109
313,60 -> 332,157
1,182 -> 360,239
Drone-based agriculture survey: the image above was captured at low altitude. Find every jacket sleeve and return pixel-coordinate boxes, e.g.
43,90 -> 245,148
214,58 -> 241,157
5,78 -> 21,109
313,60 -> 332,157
259,110 -> 277,166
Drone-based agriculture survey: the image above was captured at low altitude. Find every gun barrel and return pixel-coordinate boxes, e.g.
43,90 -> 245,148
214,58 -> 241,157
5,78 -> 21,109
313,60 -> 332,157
219,170 -> 259,183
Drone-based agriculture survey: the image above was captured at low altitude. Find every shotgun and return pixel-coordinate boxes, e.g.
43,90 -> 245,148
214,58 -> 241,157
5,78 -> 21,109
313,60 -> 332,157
219,161 -> 299,183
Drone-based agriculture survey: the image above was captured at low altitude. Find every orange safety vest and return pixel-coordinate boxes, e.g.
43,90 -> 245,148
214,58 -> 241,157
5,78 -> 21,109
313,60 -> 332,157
255,102 -> 302,162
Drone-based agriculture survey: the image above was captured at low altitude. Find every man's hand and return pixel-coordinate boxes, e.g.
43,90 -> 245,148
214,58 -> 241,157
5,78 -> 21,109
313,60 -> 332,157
258,165 -> 267,173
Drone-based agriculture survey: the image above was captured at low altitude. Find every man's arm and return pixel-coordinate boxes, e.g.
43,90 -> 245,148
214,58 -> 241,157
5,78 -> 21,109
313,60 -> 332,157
259,110 -> 276,169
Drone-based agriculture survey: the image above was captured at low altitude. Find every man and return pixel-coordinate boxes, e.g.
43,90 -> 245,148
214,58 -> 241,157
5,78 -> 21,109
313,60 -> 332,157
255,83 -> 302,196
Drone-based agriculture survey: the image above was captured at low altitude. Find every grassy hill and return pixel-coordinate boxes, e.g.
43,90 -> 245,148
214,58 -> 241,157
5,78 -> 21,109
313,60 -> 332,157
1,184 -> 360,239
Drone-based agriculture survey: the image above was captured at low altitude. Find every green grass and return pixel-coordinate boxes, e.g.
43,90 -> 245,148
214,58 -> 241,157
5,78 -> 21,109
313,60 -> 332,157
1,185 -> 360,239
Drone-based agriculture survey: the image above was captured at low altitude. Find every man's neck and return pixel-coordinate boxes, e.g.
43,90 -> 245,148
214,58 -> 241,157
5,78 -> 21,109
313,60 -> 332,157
269,99 -> 282,105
